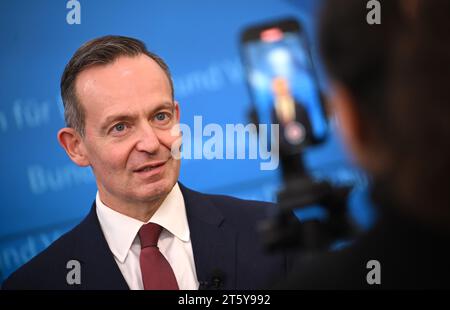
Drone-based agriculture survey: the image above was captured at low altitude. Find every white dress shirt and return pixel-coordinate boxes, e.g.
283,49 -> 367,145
95,182 -> 199,290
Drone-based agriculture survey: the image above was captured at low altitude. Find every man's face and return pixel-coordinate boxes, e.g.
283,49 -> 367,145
75,54 -> 180,206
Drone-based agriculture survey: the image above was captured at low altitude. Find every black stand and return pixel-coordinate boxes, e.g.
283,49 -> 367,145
260,153 -> 357,253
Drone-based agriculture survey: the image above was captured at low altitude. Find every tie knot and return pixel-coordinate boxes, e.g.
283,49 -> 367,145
139,223 -> 162,248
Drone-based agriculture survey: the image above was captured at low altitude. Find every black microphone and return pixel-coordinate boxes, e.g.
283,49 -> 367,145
199,269 -> 224,290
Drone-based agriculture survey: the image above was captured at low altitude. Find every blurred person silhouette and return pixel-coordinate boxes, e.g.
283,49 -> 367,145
271,76 -> 314,150
279,0 -> 450,289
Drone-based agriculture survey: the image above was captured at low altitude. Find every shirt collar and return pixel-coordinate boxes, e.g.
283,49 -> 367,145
96,182 -> 190,263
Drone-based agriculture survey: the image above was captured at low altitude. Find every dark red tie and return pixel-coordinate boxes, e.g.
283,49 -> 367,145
138,223 -> 179,290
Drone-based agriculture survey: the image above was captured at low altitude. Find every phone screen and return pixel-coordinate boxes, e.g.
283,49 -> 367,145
241,19 -> 328,151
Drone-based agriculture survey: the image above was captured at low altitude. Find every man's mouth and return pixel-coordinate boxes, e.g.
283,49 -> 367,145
140,167 -> 155,172
133,160 -> 168,173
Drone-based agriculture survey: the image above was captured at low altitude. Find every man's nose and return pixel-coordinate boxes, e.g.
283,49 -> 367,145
135,123 -> 161,154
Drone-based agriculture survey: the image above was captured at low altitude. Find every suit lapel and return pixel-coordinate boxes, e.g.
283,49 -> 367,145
77,185 -> 238,290
179,184 -> 237,290
74,204 -> 129,290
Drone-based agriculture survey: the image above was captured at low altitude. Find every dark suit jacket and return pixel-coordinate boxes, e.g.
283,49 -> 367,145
2,184 -> 288,290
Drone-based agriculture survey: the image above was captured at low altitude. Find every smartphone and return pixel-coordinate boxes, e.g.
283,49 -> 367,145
240,18 -> 328,154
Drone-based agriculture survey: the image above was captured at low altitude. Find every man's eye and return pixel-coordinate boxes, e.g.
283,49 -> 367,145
112,123 -> 126,132
154,112 -> 170,122
155,113 -> 166,121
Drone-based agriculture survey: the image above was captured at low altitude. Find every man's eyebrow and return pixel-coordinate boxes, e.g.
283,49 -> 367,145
146,101 -> 176,116
153,101 -> 175,111
99,114 -> 138,132
99,101 -> 175,132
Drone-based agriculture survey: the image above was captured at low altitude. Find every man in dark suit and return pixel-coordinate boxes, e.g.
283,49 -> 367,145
2,184 -> 286,290
271,76 -> 314,153
2,35 -> 288,290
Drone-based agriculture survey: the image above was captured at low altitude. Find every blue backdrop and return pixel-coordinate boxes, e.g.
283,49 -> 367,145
0,0 -> 374,283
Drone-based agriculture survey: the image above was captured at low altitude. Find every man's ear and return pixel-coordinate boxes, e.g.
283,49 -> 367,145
174,100 -> 180,122
57,128 -> 90,167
